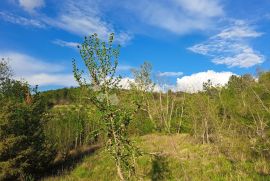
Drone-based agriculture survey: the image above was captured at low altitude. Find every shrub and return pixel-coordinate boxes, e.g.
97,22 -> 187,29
0,79 -> 55,180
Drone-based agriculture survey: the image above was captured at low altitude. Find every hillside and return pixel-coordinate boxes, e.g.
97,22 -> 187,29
1,33 -> 270,181
44,134 -> 270,181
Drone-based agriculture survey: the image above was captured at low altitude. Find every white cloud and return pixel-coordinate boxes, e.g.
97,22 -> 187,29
108,70 -> 234,93
117,65 -> 134,72
173,0 -> 223,17
1,52 -> 64,76
188,21 -> 264,68
153,83 -> 175,93
116,33 -> 133,46
158,71 -> 183,77
118,77 -> 135,89
19,0 -> 45,12
42,1 -> 132,44
117,77 -> 164,92
6,1 -> 131,44
9,0 -> 222,41
0,51 -> 136,87
52,39 -> 80,49
0,11 -> 44,28
46,15 -> 111,40
217,22 -> 263,39
123,0 -> 223,34
176,70 -> 234,93
20,73 -> 77,86
0,51 -> 76,87
213,47 -> 264,68
39,0 -> 223,38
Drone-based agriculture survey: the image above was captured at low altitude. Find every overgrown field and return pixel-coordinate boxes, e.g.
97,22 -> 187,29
1,34 -> 270,180
44,134 -> 270,180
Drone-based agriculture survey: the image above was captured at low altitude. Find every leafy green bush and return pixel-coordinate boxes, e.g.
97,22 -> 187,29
0,80 -> 55,180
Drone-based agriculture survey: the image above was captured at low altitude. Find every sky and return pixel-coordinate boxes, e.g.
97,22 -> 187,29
0,0 -> 270,92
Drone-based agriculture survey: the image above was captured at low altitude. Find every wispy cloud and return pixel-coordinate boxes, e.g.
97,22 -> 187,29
188,21 -> 264,68
0,11 -> 44,28
217,23 -> 263,39
212,47 -> 264,67
3,1 -> 132,45
4,0 -> 224,42
52,39 -> 80,49
18,0 -> 45,12
173,0 -> 223,17
123,0 -> 223,34
158,71 -> 183,77
41,0 -> 132,44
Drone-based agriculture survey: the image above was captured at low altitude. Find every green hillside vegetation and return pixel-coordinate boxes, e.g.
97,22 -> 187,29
1,34 -> 270,180
44,134 -> 270,181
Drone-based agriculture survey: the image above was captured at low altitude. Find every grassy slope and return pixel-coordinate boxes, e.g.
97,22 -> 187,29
44,134 -> 270,181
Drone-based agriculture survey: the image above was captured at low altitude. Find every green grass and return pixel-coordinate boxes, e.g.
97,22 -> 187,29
43,134 -> 270,181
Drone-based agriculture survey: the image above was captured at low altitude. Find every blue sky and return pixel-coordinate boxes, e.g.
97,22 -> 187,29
0,0 -> 270,92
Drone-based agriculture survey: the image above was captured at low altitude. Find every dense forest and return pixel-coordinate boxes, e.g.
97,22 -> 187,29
1,34 -> 270,180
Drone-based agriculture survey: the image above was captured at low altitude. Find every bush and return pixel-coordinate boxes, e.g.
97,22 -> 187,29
0,80 -> 55,180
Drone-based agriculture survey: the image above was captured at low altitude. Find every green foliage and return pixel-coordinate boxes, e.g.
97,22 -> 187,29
0,79 -> 55,180
131,62 -> 154,92
151,154 -> 171,181
73,33 -> 140,180
0,58 -> 12,86
2,35 -> 270,180
39,69 -> 270,180
183,93 -> 220,143
45,105 -> 100,158
42,87 -> 83,105
44,134 -> 270,181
